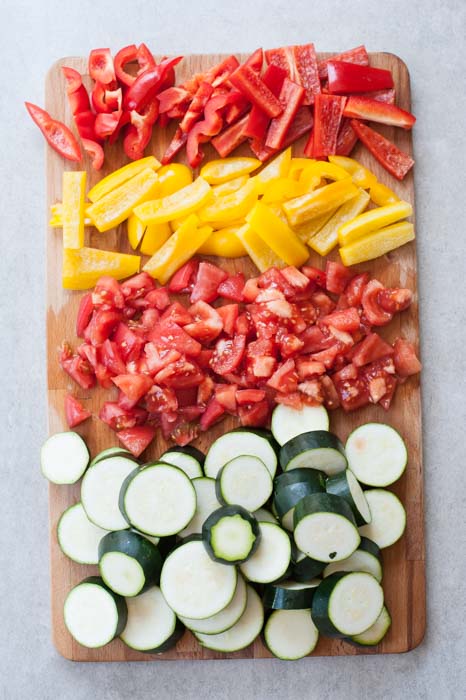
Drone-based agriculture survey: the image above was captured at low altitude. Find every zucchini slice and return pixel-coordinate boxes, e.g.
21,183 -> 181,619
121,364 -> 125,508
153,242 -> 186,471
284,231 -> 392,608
359,489 -> 406,548
263,579 -> 320,610
291,546 -> 326,582
280,431 -> 347,476
64,576 -> 127,649
119,463 -> 196,537
120,586 -> 184,653
273,468 -> 325,530
349,605 -> 391,646
195,585 -> 264,652
57,502 -> 107,565
294,493 -> 360,563
271,404 -> 329,446
41,432 -> 89,484
98,530 -> 162,597
264,609 -> 319,660
81,456 -> 137,531
323,537 -> 383,582
216,456 -> 273,511
89,447 -> 132,468
160,539 -> 237,619
240,522 -> 291,584
253,508 -> 277,524
326,469 -> 371,526
204,428 -> 278,479
160,445 -> 204,479
202,506 -> 260,565
179,477 -> 220,538
312,571 -> 384,637
180,575 -> 247,635
346,423 -> 407,487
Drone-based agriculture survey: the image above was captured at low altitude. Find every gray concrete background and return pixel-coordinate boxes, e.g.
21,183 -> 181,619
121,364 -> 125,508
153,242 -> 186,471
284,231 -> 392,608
1,1 -> 465,698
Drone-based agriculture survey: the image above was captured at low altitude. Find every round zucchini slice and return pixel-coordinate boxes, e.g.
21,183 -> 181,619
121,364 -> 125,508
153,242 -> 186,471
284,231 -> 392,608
326,469 -> 371,526
179,477 -> 220,538
346,423 -> 407,487
57,502 -> 107,565
89,447 -> 132,468
271,403 -> 329,446
240,522 -> 291,584
263,579 -> 320,610
216,455 -> 273,511
359,489 -> 406,548
160,445 -> 204,479
179,575 -> 248,635
41,431 -> 89,484
81,456 -> 137,531
291,545 -> 326,582
202,506 -> 260,565
120,586 -> 184,653
204,428 -> 278,479
323,537 -> 383,582
348,605 -> 391,646
279,431 -> 347,476
98,530 -> 162,597
273,468 -> 325,530
264,609 -> 319,660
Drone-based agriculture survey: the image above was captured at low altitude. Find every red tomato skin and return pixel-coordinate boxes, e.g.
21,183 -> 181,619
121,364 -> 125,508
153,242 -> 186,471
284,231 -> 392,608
117,426 -> 156,457
64,394 -> 91,428
76,293 -> 94,338
393,338 -> 422,377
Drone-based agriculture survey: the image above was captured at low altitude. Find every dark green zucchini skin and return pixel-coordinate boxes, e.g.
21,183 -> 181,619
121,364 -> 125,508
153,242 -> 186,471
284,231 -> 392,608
279,431 -> 346,471
162,445 -> 205,465
263,582 -> 317,610
311,572 -> 349,638
202,505 -> 261,565
291,542 -> 326,582
140,619 -> 186,654
118,465 -> 143,524
358,537 -> 382,561
98,531 -> 163,592
81,576 -> 128,637
273,469 -> 325,519
293,492 -> 356,530
325,470 -> 368,526
89,448 -> 135,468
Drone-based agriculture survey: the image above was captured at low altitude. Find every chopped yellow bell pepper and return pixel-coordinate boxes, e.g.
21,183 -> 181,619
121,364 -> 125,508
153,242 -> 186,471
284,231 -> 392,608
248,201 -> 309,267
198,227 -> 247,257
255,148 -> 292,193
338,200 -> 413,246
206,218 -> 246,230
198,178 -> 258,224
127,213 -> 146,250
135,177 -> 212,225
369,181 -> 400,206
200,157 -> 261,184
87,156 -> 161,203
298,169 -> 323,193
140,223 -> 171,256
300,161 -> 352,183
87,168 -> 159,233
61,171 -> 86,249
328,155 -> 378,189
49,203 -> 92,228
212,175 -> 249,197
156,163 -> 193,197
234,223 -> 286,272
293,209 -> 339,242
308,190 -> 370,256
143,215 -> 212,284
62,247 -> 140,290
288,157 -> 313,180
262,178 -> 305,204
339,221 -> 415,266
283,179 -> 359,227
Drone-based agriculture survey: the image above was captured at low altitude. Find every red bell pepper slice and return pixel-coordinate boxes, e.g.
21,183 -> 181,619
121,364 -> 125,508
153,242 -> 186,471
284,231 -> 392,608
327,61 -> 394,94
202,55 -> 240,88
62,67 -> 91,115
350,119 -> 414,180
137,43 -> 156,73
88,48 -> 115,85
72,111 -> 99,141
124,56 -> 183,111
304,94 -> 346,158
335,118 -> 358,156
224,91 -> 250,125
265,78 -> 304,150
25,102 -> 82,162
186,91 -> 241,167
92,81 -> 122,114
161,126 -> 188,164
179,81 -> 214,133
361,88 -> 396,104
230,64 -> 283,118
244,64 -> 287,139
109,110 -> 131,145
265,44 -> 320,105
157,86 -> 191,114
211,113 -> 249,157
124,99 -> 159,160
94,111 -> 121,139
82,138 -> 104,170
317,45 -> 369,80
114,44 -> 138,85
250,105 -> 313,162
343,96 -> 416,129
244,48 -> 263,72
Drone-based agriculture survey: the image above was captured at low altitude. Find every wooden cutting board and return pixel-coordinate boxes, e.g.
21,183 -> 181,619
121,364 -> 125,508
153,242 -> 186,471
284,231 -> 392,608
45,51 -> 425,661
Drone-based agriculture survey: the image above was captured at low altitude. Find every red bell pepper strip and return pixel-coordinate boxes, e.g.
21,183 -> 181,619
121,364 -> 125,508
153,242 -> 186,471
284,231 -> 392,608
211,113 -> 249,157
92,81 -> 122,114
265,78 -> 304,150
74,110 -> 100,141
137,43 -> 157,73
109,110 -> 131,145
361,88 -> 396,104
124,56 -> 183,111
124,99 -> 159,160
202,55 -> 240,88
158,86 -> 191,114
265,46 -> 291,74
161,127 -> 188,164
81,138 -> 104,170
265,44 -> 320,105
327,61 -> 394,94
335,118 -> 358,156
244,64 -> 287,139
250,105 -> 313,162
317,45 -> 369,80
114,43 -> 156,87
88,48 -> 115,85
179,81 -> 214,133
186,91 -> 238,168
94,111 -> 122,139
62,67 -> 91,114
350,119 -> 414,180
230,64 -> 283,118
305,94 -> 346,158
224,92 -> 250,125
25,102 -> 82,162
244,47 -> 263,72
343,96 -> 416,129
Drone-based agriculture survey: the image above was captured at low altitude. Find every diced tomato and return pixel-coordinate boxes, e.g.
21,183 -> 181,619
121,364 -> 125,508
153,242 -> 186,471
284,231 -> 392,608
85,310 -> 122,346
334,375 -> 370,412
175,387 -> 199,407
112,373 -> 153,403
184,301 -> 223,343
378,288 -> 413,313
379,375 -> 398,410
154,359 -> 205,389
393,338 -> 422,377
211,334 -> 246,375
296,358 -> 326,379
277,330 -> 305,358
144,343 -> 181,375
169,417 -> 201,446
60,352 -> 96,390
215,383 -> 238,412
238,399 -> 270,427
235,312 -> 252,336
258,268 -> 295,298
325,261 -> 353,295
117,425 -> 156,457
197,349 -> 214,370
345,273 -> 369,307
300,325 -> 332,353
236,389 -> 266,405
333,363 -> 359,384
302,266 -> 326,288
310,344 -> 341,369
320,375 -> 340,409
217,273 -> 246,302
274,392 -> 303,410
145,384 -> 178,413
117,390 -> 140,410
76,293 -> 94,338
64,394 -> 91,428
161,302 -> 193,326
280,266 -> 311,291
144,287 -> 170,311
351,333 -> 394,367
121,272 -> 155,300
139,308 -> 160,333
335,294 -> 350,311
197,376 -> 215,405
99,402 -> 147,431
99,339 -> 127,376
267,359 -> 298,393
190,262 -> 228,304
298,378 -> 323,405
242,277 -> 261,302
77,343 -> 98,370
149,319 -> 202,357
92,276 -> 124,310
311,291 -> 336,317
216,304 -> 239,336
200,398 -> 226,430
168,260 -> 199,293
112,323 -> 144,363
362,280 -> 393,326
320,307 -> 360,333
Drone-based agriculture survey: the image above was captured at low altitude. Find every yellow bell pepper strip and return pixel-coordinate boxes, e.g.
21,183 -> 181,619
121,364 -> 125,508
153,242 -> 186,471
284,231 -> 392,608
198,226 -> 247,257
298,170 -> 323,193
300,160 -> 352,183
247,201 -> 309,267
143,215 -> 212,284
288,157 -> 312,180
328,155 -> 378,189
140,223 -> 172,256
308,190 -> 370,256
127,213 -> 146,250
62,247 -> 140,290
255,147 -> 292,193
339,221 -> 415,266
200,157 -> 261,184
49,203 -> 92,228
205,218 -> 246,230
262,178 -> 304,204
198,178 -> 258,224
338,200 -> 413,246
283,179 -> 359,227
234,223 -> 287,272
135,177 -> 212,225
369,181 -> 400,206
293,208 -> 339,242
212,175 -> 248,196
87,168 -> 159,233
61,171 -> 86,249
156,163 -> 193,197
87,156 -> 161,203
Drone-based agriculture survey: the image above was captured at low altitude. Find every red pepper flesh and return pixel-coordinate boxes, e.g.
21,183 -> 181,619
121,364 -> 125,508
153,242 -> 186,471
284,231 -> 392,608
265,78 -> 304,150
335,118 -> 358,156
317,45 -> 369,80
88,48 -> 115,85
211,113 -> 249,158
161,127 -> 188,164
350,119 -> 414,180
305,94 -> 346,158
244,47 -> 263,72
343,96 -> 416,129
230,64 -> 283,118
327,61 -> 394,94
25,102 -> 82,162
124,56 -> 183,111
179,81 -> 214,133
81,138 -> 104,170
244,64 -> 287,140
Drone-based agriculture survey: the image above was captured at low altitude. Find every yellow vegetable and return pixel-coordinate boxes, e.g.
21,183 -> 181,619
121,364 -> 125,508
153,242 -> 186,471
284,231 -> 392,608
143,215 -> 212,284
207,218 -> 246,230
255,148 -> 292,193
298,169 -> 323,193
87,156 -> 161,203
198,178 -> 258,224
328,155 -> 377,189
293,209 -> 339,243
308,190 -> 371,256
87,168 -> 159,232
198,227 -> 247,257
135,177 -> 212,225
300,161 -> 351,183
248,201 -> 309,267
339,221 -> 415,266
127,213 -> 146,250
235,223 -> 286,272
212,175 -> 248,196
370,181 -> 400,206
262,178 -> 304,204
140,223 -> 171,256
156,163 -> 193,197
62,247 -> 140,290
288,157 -> 312,180
49,204 -> 92,228
61,171 -> 86,249
283,179 -> 359,227
338,200 -> 413,246
200,157 -> 260,184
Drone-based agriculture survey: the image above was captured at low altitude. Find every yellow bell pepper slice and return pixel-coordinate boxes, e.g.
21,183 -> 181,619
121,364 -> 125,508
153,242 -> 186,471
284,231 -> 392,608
288,157 -> 312,180
338,200 -> 413,246
62,247 -> 140,290
298,170 -> 323,193
255,148 -> 292,193
87,168 -> 159,233
156,163 -> 193,197
262,178 -> 305,204
49,203 -> 92,228
198,227 -> 247,257
308,190 -> 370,256
300,161 -> 352,184
140,223 -> 171,256
87,156 -> 161,203
143,215 -> 212,284
198,178 -> 258,224
339,221 -> 415,266
61,171 -> 86,249
369,181 -> 400,206
205,218 -> 246,230
293,209 -> 339,243
235,223 -> 286,272
135,177 -> 212,225
328,155 -> 378,189
248,201 -> 309,267
127,213 -> 146,250
212,175 -> 248,197
283,179 -> 359,227
201,157 -> 261,184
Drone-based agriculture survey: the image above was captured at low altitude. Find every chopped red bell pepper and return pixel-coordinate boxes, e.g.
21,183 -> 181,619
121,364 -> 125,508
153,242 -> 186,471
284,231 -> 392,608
124,56 -> 183,111
114,43 -> 156,87
304,94 -> 346,158
179,81 -> 214,133
265,44 -> 321,105
91,80 -> 121,114
161,126 -> 188,164
202,55 -> 240,87
343,96 -> 416,129
327,61 -> 394,94
157,86 -> 191,114
62,67 -> 91,115
224,92 -> 250,125
109,110 -> 131,145
124,98 -> 159,160
350,119 -> 414,180
317,45 -> 369,80
88,48 -> 115,85
137,43 -> 157,73
244,64 -> 287,140
25,102 -> 82,162
94,111 -> 121,139
211,113 -> 249,157
265,78 -> 304,150
230,64 -> 283,118
244,48 -> 263,72
186,91 -> 237,167
250,105 -> 313,162
335,118 -> 358,156
362,88 -> 396,104
81,138 -> 104,170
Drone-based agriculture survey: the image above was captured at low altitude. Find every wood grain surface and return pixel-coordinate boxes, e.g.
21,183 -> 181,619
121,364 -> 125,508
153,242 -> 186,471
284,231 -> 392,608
45,52 -> 424,661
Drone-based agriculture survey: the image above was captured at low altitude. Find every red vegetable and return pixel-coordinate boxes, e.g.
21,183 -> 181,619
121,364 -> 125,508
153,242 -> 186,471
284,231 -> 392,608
250,105 -> 313,162
265,78 -> 304,150
317,45 -> 369,80
244,64 -> 287,140
64,394 -> 91,428
124,99 -> 159,160
211,113 -> 249,157
327,61 -> 394,94
94,111 -> 121,139
350,119 -> 414,180
230,64 -> 283,118
202,55 -> 240,88
186,91 -> 238,167
179,81 -> 214,133
62,67 -> 91,115
124,56 -> 183,111
190,262 -> 228,304
88,48 -> 115,85
393,338 -> 422,377
343,96 -> 415,129
335,118 -> 358,156
81,138 -> 104,170
305,94 -> 346,158
117,425 -> 156,457
265,43 -> 321,105
161,127 -> 188,164
157,86 -> 191,114
244,48 -> 263,72
25,102 -> 82,162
